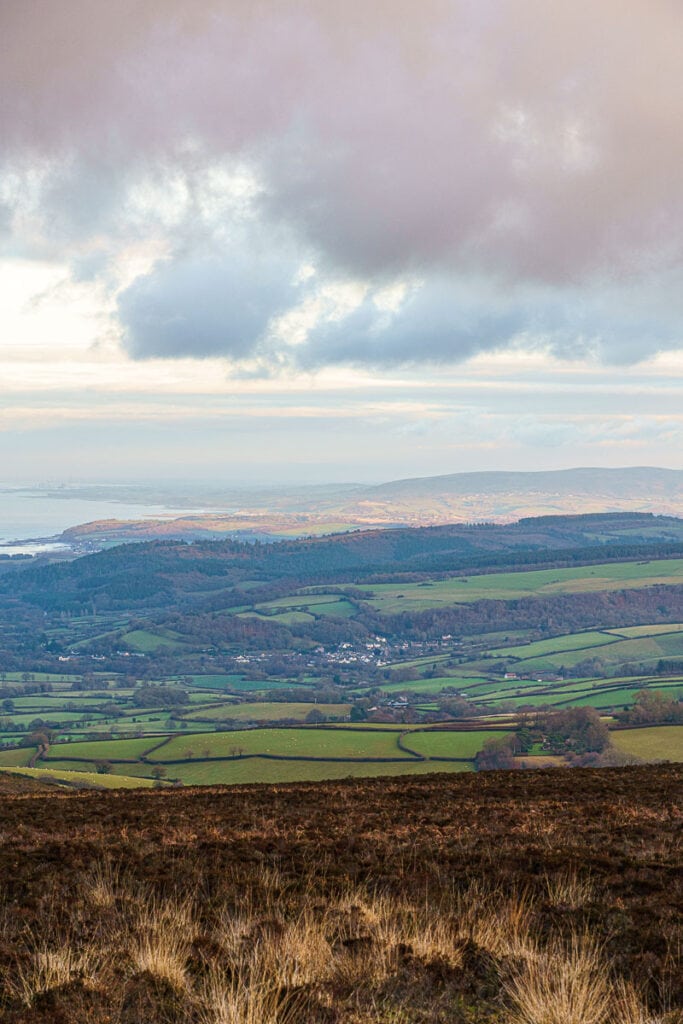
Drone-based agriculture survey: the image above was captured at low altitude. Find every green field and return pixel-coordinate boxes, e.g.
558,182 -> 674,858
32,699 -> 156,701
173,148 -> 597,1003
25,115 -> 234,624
246,594 -> 358,619
192,674 -> 300,692
606,623 -> 683,638
155,728 -> 413,761
349,559 -> 683,612
560,688 -> 655,710
404,730 -> 509,758
0,766 -> 157,789
184,701 -> 351,722
376,676 -> 466,695
0,711 -> 106,726
254,593 -> 344,611
0,672 -> 82,683
44,736 -> 162,761
493,631 -> 616,659
478,676 -> 683,711
0,746 -> 35,766
383,653 -> 451,671
119,629 -> 188,652
264,610 -> 316,625
513,633 -> 683,673
9,694 -> 124,709
153,759 -> 471,785
611,726 -> 683,762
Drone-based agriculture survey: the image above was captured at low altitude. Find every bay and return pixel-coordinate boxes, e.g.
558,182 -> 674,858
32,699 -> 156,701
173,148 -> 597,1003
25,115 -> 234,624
0,488 -> 203,547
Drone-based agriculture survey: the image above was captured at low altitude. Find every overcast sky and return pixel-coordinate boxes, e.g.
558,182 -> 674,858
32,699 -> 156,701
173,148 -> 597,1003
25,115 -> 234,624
1,0 -> 682,484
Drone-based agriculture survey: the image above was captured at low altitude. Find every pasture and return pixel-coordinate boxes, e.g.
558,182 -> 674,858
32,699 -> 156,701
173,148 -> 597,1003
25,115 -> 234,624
606,623 -> 683,638
0,765 -> 156,788
246,594 -> 359,619
611,725 -> 683,762
140,758 -> 471,786
511,632 -> 683,673
119,629 -> 188,652
349,558 -> 683,612
183,701 -> 351,722
404,730 -> 510,758
155,727 -> 414,761
43,736 -> 162,761
492,630 -> 616,659
0,747 -> 35,766
174,673 -> 300,691
375,676 -> 467,695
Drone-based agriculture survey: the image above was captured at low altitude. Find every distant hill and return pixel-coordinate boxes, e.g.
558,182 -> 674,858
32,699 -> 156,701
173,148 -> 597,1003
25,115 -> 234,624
364,466 -> 683,500
6,511 -> 683,616
55,467 -> 683,546
340,466 -> 683,523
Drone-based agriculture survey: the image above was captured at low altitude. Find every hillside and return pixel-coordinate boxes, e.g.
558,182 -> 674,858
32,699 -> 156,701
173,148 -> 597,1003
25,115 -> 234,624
7,511 -> 683,611
51,467 -> 683,544
364,466 -> 683,501
0,765 -> 680,1023
0,511 -> 681,791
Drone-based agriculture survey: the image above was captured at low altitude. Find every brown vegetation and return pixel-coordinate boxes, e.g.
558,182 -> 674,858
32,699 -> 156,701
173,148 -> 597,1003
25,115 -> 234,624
0,765 -> 681,1023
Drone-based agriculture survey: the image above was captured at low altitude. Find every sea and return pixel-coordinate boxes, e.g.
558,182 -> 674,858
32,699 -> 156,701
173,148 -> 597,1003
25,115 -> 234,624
0,488 -> 198,555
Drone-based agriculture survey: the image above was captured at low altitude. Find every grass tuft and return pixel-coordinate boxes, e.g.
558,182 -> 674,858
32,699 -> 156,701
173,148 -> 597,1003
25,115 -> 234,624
13,941 -> 100,1006
129,896 -> 194,990
504,930 -> 612,1024
544,866 -> 596,909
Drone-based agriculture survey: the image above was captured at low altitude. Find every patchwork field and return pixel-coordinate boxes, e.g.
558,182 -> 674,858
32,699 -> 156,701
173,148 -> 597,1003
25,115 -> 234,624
348,558 -> 683,611
501,632 -> 683,673
491,630 -> 617,659
1,535 -> 682,788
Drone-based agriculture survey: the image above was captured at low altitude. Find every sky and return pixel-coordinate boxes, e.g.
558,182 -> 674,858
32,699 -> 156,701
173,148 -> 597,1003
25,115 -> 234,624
1,0 -> 683,485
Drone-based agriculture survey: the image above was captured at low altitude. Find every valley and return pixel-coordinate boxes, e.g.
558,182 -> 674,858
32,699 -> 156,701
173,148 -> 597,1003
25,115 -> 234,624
0,511 -> 681,789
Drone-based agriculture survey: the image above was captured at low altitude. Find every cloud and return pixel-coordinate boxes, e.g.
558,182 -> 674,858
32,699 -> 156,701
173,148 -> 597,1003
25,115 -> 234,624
292,274 -> 683,369
2,0 -> 683,365
299,278 -> 525,367
118,245 -> 300,359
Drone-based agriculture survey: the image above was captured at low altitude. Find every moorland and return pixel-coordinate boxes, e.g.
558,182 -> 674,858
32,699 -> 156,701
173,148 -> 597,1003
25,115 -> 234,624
0,764 -> 680,1022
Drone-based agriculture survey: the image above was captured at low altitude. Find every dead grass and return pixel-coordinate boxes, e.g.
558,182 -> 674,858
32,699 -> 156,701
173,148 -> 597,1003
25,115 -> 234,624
128,896 -> 194,990
198,963 -> 301,1024
2,873 -> 677,1024
503,930 -> 662,1024
505,930 -> 612,1024
544,866 -> 596,909
9,870 -> 668,1024
82,860 -> 122,910
612,981 -> 665,1024
12,940 -> 100,1006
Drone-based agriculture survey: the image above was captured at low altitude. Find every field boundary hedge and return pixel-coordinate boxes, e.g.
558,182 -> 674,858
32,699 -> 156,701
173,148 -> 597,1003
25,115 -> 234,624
146,753 -> 423,766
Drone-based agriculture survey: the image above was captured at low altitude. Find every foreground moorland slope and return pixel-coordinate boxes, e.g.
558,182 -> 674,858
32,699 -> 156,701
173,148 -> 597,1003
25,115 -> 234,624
0,765 -> 681,1023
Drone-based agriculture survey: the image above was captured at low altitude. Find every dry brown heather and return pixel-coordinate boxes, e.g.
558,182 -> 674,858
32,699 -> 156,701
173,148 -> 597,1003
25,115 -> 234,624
0,765 -> 681,1024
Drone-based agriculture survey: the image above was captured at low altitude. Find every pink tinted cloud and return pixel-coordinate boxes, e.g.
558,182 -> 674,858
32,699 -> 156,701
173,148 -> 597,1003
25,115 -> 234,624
1,0 -> 682,285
